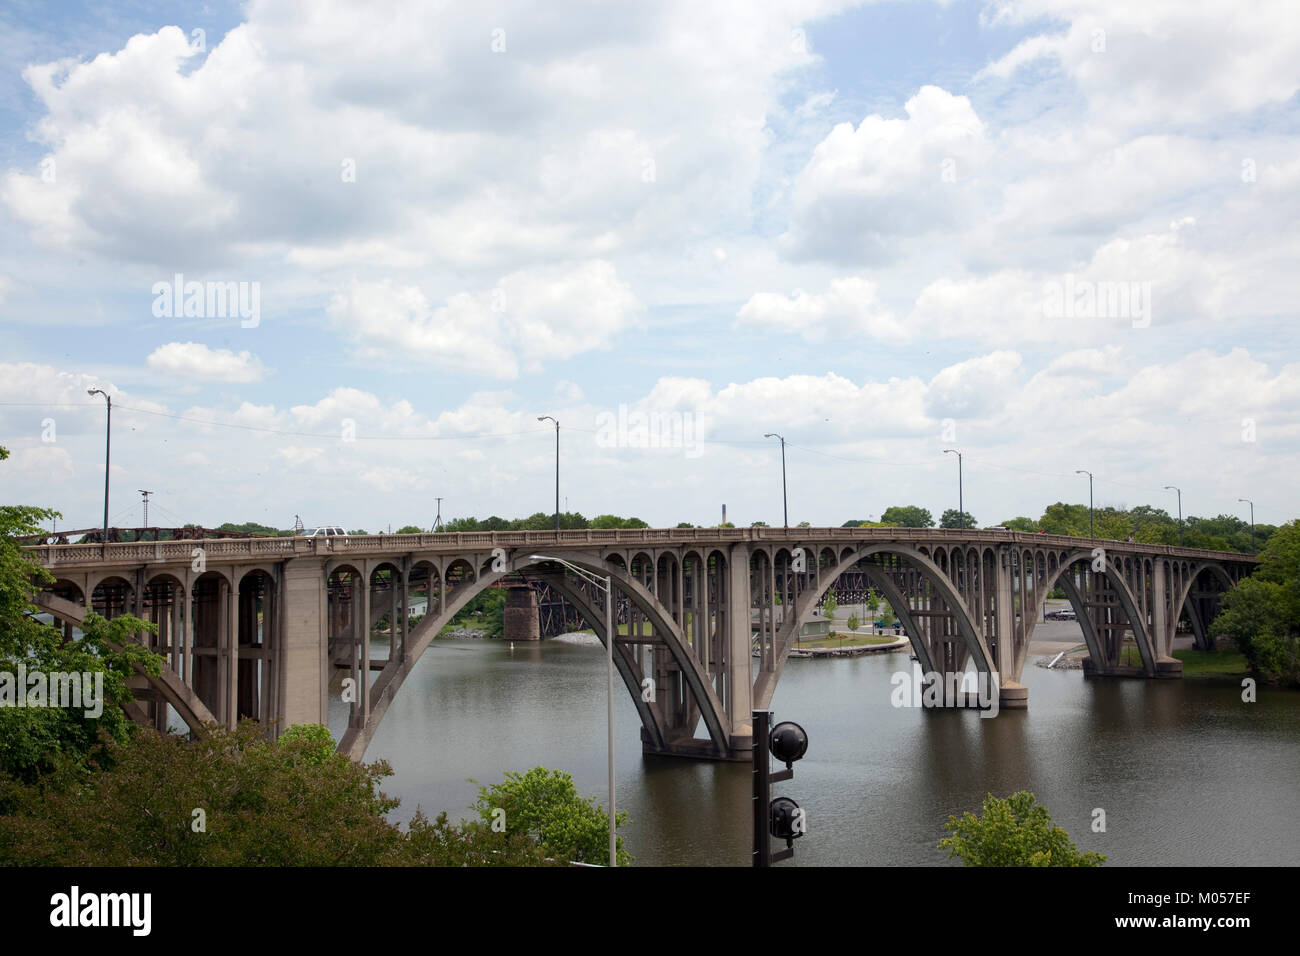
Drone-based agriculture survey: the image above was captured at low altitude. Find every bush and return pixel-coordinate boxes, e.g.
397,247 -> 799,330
938,791 -> 1104,867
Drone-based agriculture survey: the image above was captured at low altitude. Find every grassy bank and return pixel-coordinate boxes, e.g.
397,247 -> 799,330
1172,647 -> 1250,678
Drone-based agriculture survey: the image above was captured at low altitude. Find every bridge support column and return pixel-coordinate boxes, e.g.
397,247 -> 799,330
726,544 -> 753,752
994,553 -> 1028,710
504,585 -> 541,641
279,560 -> 329,731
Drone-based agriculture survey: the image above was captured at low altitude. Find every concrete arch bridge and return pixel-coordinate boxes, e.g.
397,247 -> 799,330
28,528 -> 1256,761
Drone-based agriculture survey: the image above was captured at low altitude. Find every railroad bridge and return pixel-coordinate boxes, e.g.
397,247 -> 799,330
28,528 -> 1256,761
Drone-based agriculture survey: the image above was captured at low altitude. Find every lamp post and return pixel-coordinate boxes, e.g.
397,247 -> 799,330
87,388 -> 111,557
763,433 -> 788,529
1238,498 -> 1255,551
1163,485 -> 1182,546
537,416 -> 560,531
942,449 -> 964,529
1076,470 -> 1094,539
530,554 -> 616,866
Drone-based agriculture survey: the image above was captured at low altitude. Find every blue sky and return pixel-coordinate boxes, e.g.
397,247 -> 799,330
1,0 -> 1296,532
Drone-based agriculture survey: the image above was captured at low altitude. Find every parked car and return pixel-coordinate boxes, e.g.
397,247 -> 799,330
297,526 -> 347,537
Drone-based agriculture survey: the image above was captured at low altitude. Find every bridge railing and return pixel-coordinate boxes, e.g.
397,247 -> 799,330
26,526 -> 1258,568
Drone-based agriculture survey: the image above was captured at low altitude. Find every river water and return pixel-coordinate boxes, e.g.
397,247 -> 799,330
329,636 -> 1300,866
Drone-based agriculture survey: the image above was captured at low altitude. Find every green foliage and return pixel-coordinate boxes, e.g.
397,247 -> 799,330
590,515 -> 649,529
881,506 -> 934,528
472,766 -> 631,866
0,722 -> 562,866
395,525 -> 424,534
1211,520 -> 1300,686
216,521 -> 293,537
821,590 -> 838,619
847,613 -> 860,632
939,509 -> 976,529
450,589 -> 505,636
0,469 -> 164,782
938,791 -> 1104,867
1002,516 -> 1039,532
675,522 -> 696,529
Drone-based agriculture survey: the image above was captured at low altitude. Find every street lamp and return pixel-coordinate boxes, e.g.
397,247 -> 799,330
537,416 -> 560,532
763,433 -> 788,529
529,553 -> 616,866
1163,485 -> 1183,546
1238,498 -> 1255,551
943,449 -> 964,529
1076,470 -> 1094,539
87,388 -> 111,557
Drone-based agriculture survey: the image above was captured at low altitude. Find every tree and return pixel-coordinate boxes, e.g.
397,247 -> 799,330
797,520 -> 811,528
866,589 -> 880,617
939,509 -> 976,529
1212,520 -> 1300,686
821,590 -> 838,620
880,506 -> 933,528
0,450 -> 164,781
751,521 -> 769,527
847,613 -> 860,633
395,525 -> 423,534
938,791 -> 1104,867
1002,517 -> 1038,532
471,767 -> 631,865
675,522 -> 695,529
0,723 -> 562,866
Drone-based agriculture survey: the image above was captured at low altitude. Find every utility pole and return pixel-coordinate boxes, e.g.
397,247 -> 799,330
538,416 -> 560,531
1076,470 -> 1094,539
87,388 -> 111,557
943,449 -> 963,529
433,497 -> 444,532
763,433 -> 788,529
1164,485 -> 1182,545
1238,498 -> 1255,551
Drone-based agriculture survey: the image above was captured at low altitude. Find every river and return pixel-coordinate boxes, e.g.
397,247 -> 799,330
328,636 -> 1300,866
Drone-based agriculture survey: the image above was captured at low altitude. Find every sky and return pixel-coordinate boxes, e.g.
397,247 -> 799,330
1,0 -> 1296,534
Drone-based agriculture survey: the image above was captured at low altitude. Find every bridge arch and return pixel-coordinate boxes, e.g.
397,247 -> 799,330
752,542 -> 993,710
339,550 -> 731,762
1172,562 -> 1236,651
1032,550 -> 1159,675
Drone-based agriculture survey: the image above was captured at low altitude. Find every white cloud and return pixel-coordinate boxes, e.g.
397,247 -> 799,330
782,85 -> 993,263
978,1 -> 1300,126
146,342 -> 266,383
736,277 -> 909,343
327,260 -> 642,377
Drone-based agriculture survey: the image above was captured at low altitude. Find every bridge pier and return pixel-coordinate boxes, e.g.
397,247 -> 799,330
504,585 -> 540,641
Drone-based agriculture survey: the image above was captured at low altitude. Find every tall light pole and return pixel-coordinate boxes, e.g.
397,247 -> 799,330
88,388 -> 111,557
538,416 -> 560,531
1238,498 -> 1255,551
1163,485 -> 1182,546
530,554 -> 616,866
139,489 -> 153,531
1076,470 -> 1094,539
942,449 -> 964,529
763,433 -> 788,529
